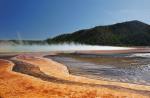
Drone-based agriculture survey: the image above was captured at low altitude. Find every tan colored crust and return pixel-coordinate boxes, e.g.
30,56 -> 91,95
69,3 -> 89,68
0,55 -> 150,98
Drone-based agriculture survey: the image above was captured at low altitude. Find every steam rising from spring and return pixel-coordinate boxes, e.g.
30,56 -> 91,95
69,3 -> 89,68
17,32 -> 23,45
0,31 -> 135,52
0,42 -> 134,52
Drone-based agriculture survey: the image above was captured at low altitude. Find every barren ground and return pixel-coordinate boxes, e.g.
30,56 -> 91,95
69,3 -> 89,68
0,53 -> 150,98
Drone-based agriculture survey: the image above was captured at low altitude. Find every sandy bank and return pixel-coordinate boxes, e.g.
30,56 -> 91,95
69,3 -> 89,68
0,55 -> 150,98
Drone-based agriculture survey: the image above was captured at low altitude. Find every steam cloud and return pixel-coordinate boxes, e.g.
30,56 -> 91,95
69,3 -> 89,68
0,42 -> 134,52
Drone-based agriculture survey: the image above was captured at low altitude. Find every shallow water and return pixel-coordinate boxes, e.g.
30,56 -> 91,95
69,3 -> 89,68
47,53 -> 150,85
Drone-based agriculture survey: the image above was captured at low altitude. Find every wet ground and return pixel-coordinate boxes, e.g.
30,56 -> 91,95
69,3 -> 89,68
46,53 -> 150,85
1,54 -> 150,97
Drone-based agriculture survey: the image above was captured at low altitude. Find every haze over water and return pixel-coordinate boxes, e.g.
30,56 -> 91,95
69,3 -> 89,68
0,43 -> 134,52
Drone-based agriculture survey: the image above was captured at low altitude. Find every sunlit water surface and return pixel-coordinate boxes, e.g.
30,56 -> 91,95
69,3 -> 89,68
47,53 -> 150,85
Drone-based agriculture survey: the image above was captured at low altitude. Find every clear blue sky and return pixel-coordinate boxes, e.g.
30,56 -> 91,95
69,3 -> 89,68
0,0 -> 150,40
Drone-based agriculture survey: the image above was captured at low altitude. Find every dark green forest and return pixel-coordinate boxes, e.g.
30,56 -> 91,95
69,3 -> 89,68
47,20 -> 150,46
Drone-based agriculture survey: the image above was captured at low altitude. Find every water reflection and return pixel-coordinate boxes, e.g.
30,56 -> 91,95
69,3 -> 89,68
47,53 -> 150,85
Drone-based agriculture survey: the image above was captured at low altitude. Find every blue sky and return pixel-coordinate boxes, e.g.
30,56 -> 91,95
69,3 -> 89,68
0,0 -> 150,40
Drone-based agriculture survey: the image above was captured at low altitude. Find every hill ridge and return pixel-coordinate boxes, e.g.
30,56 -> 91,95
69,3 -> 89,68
47,20 -> 150,46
